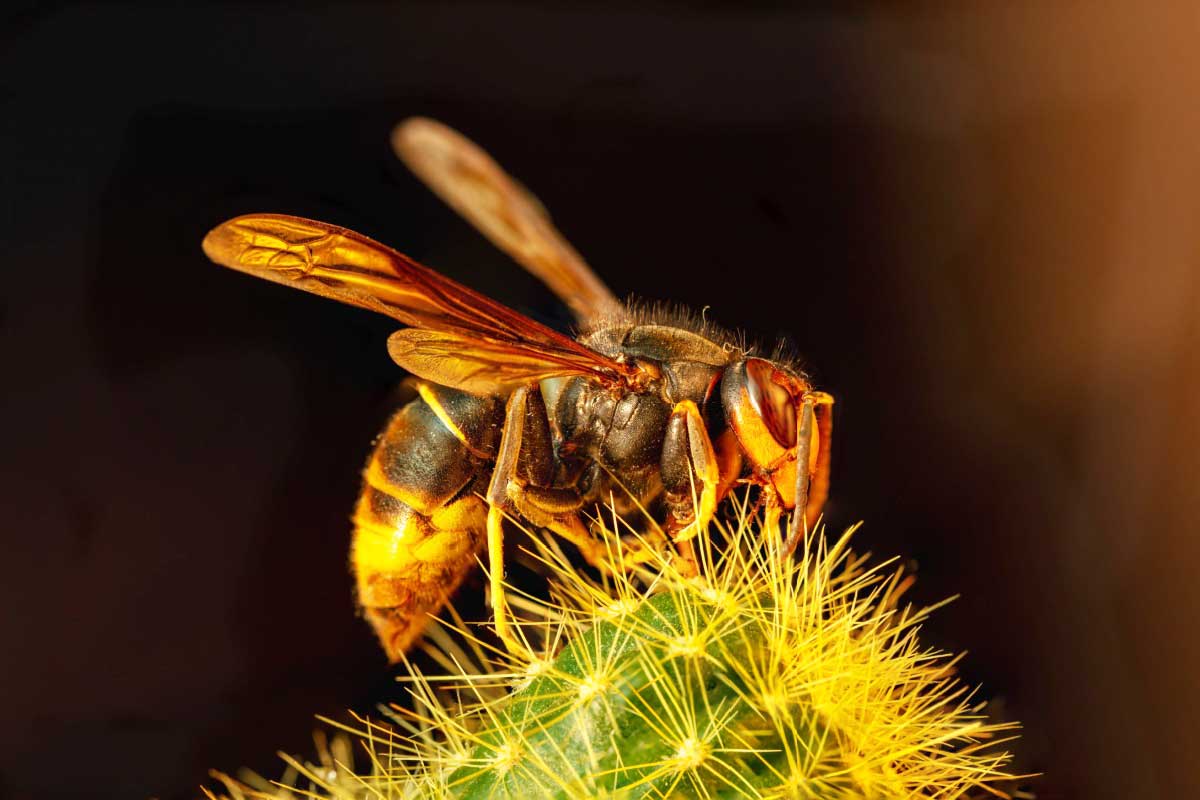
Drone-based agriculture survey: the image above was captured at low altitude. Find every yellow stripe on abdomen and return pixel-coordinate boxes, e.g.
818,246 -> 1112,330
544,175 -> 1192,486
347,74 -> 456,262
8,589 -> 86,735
349,390 -> 494,661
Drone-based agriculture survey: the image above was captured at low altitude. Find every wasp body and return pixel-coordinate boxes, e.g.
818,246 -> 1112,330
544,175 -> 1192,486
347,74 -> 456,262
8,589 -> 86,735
204,119 -> 833,660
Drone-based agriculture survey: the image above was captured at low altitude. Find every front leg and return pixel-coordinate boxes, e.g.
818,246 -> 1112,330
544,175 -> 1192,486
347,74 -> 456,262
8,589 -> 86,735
781,391 -> 833,560
661,400 -> 729,576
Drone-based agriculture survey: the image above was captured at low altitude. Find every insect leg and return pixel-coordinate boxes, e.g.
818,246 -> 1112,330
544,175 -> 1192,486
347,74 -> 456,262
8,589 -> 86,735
712,427 -> 745,507
782,396 -> 818,560
661,400 -> 724,577
484,385 -> 541,655
507,484 -> 600,562
492,385 -> 628,566
806,392 -> 835,531
662,400 -> 722,540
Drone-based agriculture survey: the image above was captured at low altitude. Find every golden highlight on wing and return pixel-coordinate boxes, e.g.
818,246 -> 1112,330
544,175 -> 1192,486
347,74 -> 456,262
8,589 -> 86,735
392,117 -> 624,324
202,213 -> 634,391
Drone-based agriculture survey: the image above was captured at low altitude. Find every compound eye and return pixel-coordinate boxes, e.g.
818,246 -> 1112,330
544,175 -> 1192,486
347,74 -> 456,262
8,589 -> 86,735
745,358 -> 798,448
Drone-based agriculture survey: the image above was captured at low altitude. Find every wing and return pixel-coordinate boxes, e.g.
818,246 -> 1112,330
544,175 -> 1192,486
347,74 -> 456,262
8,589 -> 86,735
387,329 -> 602,395
392,117 -> 625,325
202,213 -> 635,391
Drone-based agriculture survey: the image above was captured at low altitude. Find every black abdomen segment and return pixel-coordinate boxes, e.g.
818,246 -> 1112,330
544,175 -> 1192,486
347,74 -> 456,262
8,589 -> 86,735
351,385 -> 501,661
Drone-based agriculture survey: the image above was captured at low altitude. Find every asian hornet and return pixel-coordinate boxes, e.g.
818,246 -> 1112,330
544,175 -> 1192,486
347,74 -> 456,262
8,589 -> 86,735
202,118 -> 833,661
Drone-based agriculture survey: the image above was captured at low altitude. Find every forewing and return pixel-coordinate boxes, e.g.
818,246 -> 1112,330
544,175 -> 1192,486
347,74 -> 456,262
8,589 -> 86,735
203,213 -> 631,389
392,117 -> 625,324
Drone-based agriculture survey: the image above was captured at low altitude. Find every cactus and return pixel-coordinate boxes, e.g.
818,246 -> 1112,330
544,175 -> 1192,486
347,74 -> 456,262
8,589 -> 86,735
209,495 -> 1020,799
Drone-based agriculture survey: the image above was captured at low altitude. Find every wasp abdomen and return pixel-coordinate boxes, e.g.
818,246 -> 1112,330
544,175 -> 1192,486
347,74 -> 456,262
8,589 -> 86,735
352,387 -> 501,661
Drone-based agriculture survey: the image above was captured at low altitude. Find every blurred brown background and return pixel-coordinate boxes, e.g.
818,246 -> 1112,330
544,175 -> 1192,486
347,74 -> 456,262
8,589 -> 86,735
2,3 -> 1197,798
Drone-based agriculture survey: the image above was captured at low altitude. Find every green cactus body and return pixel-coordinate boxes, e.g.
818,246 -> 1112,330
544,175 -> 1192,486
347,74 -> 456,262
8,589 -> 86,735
448,590 -> 842,799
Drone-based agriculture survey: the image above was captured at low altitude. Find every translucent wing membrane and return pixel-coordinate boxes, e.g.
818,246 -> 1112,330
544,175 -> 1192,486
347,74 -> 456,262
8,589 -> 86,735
202,213 -> 634,391
392,117 -> 625,324
387,329 -> 618,394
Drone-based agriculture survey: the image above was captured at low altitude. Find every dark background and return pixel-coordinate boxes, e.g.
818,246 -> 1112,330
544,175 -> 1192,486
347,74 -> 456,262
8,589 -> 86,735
3,3 -> 1198,799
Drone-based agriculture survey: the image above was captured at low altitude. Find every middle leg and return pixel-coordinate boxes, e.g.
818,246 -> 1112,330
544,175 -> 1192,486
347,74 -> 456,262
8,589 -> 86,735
661,399 -> 740,576
484,385 -> 610,651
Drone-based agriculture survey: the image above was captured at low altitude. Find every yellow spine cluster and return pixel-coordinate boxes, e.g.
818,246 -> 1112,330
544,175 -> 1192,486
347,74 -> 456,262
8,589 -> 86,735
210,494 -> 1021,799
